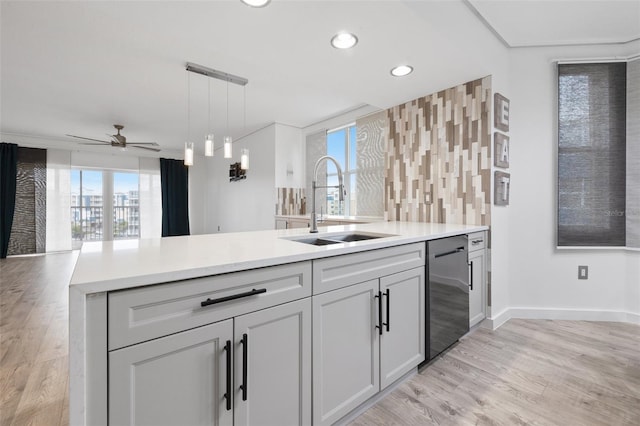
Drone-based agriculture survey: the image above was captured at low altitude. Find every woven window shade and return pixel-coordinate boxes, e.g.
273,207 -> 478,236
557,62 -> 627,246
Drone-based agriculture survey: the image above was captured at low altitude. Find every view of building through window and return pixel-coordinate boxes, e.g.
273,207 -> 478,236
70,170 -> 139,246
326,124 -> 357,216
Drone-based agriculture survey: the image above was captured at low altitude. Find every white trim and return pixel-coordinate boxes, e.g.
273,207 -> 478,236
486,307 -> 512,330
556,246 -> 640,252
554,55 -> 638,64
490,307 -> 640,328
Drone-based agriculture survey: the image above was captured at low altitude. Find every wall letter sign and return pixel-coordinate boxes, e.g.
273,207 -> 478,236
494,93 -> 510,132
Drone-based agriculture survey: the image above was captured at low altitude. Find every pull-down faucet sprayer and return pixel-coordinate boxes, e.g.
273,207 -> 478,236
310,155 -> 345,233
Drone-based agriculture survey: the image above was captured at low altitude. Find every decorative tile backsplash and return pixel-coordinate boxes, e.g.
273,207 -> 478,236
276,187 -> 306,215
384,76 -> 492,226
355,111 -> 386,217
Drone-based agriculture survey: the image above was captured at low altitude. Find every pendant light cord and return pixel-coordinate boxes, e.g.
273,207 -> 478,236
208,78 -> 211,134
226,81 -> 229,136
188,71 -> 190,141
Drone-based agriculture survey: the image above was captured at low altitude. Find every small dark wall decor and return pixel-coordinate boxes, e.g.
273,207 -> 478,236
229,162 -> 246,182
494,132 -> 510,168
494,93 -> 510,132
494,171 -> 511,206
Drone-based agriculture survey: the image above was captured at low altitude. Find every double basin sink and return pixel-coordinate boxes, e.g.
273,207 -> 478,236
285,231 -> 396,246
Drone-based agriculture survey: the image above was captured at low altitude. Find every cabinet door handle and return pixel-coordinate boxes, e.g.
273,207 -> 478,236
240,333 -> 248,401
472,239 -> 483,245
201,288 -> 266,307
374,291 -> 383,335
223,340 -> 232,411
382,289 -> 390,332
469,261 -> 474,291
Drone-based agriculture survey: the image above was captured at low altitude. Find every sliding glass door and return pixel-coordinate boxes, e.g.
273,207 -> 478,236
71,169 -> 139,247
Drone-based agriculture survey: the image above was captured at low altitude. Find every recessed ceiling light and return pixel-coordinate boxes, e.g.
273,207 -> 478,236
331,32 -> 358,49
240,0 -> 271,7
390,65 -> 413,77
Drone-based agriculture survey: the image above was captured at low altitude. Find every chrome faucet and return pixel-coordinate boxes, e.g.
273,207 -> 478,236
310,155 -> 345,233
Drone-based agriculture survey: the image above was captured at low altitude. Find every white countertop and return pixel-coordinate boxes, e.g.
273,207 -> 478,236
70,221 -> 487,294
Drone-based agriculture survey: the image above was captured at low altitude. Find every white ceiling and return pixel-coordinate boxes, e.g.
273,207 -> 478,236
468,0 -> 640,47
1,0 -> 638,155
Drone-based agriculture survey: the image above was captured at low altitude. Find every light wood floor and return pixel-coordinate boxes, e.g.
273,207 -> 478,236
1,252 -> 639,426
351,319 -> 640,426
1,252 -> 76,426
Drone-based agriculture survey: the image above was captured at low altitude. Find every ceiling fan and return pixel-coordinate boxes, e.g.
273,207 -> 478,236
66,124 -> 161,152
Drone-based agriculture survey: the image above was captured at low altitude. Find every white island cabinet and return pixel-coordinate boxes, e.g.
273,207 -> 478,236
107,262 -> 312,426
311,243 -> 426,426
69,221 -> 488,426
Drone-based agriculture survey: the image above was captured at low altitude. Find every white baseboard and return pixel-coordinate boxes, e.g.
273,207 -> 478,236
487,307 -> 640,329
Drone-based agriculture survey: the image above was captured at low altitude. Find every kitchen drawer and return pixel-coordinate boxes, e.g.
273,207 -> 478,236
467,231 -> 486,252
312,243 -> 425,295
108,261 -> 311,350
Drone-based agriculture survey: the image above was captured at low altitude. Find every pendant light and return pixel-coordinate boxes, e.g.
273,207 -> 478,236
240,86 -> 249,170
204,79 -> 214,157
223,80 -> 233,158
184,71 -> 194,166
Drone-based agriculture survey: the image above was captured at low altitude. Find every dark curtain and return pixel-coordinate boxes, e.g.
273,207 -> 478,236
1,143 -> 18,258
160,158 -> 190,237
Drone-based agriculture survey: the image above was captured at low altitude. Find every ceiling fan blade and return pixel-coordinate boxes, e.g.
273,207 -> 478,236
66,134 -> 111,143
128,142 -> 159,146
132,145 -> 161,152
79,142 -> 112,146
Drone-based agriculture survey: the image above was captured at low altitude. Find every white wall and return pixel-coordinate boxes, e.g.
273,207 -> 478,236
504,42 -> 640,323
274,123 -> 304,188
204,124 -> 276,233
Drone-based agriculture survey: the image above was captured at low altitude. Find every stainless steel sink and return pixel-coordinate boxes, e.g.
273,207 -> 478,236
290,238 -> 342,246
285,232 -> 396,246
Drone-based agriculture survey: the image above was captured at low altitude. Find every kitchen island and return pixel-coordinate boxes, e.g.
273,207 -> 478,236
69,221 -> 487,426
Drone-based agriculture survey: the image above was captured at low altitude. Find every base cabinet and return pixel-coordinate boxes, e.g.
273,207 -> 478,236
109,298 -> 311,426
109,320 -> 234,426
468,232 -> 487,327
312,267 -> 425,426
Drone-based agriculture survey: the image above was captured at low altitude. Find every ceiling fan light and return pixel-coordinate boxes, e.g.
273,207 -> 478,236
205,134 -> 215,157
391,65 -> 413,77
184,142 -> 194,166
241,0 -> 270,7
224,136 -> 233,158
331,32 -> 358,49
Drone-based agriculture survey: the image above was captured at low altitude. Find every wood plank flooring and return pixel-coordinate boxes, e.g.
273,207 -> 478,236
1,252 -> 76,426
1,252 -> 639,426
351,319 -> 640,426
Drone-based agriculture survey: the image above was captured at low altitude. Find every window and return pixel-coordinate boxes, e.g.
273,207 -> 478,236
326,124 -> 357,215
70,169 -> 139,246
557,62 -> 627,246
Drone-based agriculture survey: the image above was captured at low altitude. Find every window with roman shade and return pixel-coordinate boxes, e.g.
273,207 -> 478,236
557,62 -> 627,247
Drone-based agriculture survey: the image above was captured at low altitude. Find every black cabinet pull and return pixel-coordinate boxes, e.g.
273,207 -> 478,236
383,289 -> 390,332
240,333 -> 248,401
223,340 -> 231,411
375,291 -> 383,335
201,288 -> 266,307
470,261 -> 474,291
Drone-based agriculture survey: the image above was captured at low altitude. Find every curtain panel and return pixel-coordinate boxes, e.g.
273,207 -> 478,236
0,143 -> 18,258
159,158 -> 190,237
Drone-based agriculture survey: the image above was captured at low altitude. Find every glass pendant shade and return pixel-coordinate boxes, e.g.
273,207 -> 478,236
205,134 -> 214,157
224,136 -> 233,158
184,142 -> 194,166
241,148 -> 249,170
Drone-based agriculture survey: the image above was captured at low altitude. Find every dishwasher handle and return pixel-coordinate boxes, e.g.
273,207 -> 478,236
434,246 -> 466,258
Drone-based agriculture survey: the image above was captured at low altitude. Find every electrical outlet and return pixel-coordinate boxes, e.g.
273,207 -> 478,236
578,265 -> 588,280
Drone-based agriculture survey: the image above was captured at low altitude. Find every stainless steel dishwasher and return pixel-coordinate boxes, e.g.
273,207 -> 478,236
427,236 -> 469,361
